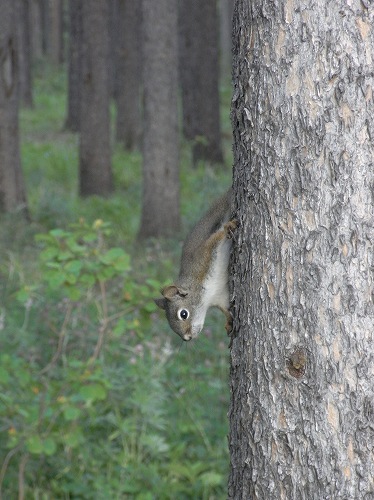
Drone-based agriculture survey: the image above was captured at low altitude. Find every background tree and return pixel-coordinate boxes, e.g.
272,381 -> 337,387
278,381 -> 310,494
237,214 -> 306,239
138,0 -> 180,239
219,0 -> 234,84
79,0 -> 113,197
65,0 -> 82,132
47,0 -> 64,65
0,0 -> 28,214
179,0 -> 223,165
229,0 -> 374,497
115,0 -> 142,151
30,0 -> 43,60
18,0 -> 33,107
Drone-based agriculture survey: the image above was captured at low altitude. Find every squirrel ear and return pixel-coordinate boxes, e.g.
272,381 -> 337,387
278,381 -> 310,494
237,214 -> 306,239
161,285 -> 179,299
154,297 -> 167,310
161,285 -> 188,300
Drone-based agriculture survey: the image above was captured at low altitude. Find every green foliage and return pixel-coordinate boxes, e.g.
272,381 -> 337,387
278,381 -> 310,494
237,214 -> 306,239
0,62 -> 230,499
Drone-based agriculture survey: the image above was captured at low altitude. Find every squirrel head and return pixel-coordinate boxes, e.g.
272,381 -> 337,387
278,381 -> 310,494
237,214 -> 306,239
154,284 -> 204,341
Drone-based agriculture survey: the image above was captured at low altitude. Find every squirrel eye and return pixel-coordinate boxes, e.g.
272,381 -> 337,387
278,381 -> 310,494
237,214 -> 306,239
178,308 -> 189,321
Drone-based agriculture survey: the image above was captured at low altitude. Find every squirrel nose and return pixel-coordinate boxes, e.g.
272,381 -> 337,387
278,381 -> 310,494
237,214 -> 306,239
183,333 -> 192,341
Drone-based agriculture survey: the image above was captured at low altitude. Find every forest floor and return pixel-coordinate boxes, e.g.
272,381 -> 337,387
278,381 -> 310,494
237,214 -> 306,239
0,63 -> 233,499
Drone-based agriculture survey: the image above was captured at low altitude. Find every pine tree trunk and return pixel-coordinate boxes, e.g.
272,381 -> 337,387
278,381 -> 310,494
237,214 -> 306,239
229,1 -> 374,498
79,0 -> 113,197
65,0 -> 82,132
18,0 -> 33,107
138,0 -> 180,239
179,0 -> 223,165
219,0 -> 234,85
0,0 -> 28,215
115,0 -> 142,151
48,0 -> 63,65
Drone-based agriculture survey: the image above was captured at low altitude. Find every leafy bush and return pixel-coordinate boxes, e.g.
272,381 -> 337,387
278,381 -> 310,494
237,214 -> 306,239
0,219 -> 229,498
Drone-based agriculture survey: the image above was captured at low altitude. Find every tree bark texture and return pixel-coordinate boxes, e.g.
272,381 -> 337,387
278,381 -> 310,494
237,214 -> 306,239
79,0 -> 113,197
65,0 -> 82,132
229,1 -> 374,498
138,0 -> 180,239
0,0 -> 28,214
115,0 -> 142,151
179,0 -> 223,165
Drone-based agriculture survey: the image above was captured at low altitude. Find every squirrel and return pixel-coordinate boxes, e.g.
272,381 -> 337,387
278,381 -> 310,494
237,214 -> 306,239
154,188 -> 236,341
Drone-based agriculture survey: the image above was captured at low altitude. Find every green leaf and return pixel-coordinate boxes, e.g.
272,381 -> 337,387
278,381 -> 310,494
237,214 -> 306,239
40,247 -> 59,261
79,383 -> 107,402
112,318 -> 126,337
63,406 -> 81,421
64,260 -> 83,276
0,367 -> 10,384
100,248 -> 131,271
64,428 -> 84,448
26,435 -> 43,455
43,437 -> 57,456
66,286 -> 82,301
100,247 -> 124,264
144,300 -> 157,313
49,228 -> 69,238
45,271 -> 65,289
200,471 -> 223,487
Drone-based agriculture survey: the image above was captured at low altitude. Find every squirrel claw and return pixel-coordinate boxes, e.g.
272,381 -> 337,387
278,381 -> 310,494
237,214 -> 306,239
224,219 -> 238,239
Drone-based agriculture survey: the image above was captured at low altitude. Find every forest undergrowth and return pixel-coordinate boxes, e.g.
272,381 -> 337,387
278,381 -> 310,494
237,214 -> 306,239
0,64 -> 232,499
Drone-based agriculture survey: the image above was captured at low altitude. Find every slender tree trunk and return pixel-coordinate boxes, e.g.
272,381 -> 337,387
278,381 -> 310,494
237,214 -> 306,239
30,0 -> 43,60
179,0 -> 223,165
40,0 -> 49,55
229,1 -> 374,498
219,0 -> 234,84
65,0 -> 82,132
18,0 -> 33,107
79,0 -> 113,197
138,0 -> 180,239
48,0 -> 63,64
115,0 -> 142,151
0,0 -> 28,214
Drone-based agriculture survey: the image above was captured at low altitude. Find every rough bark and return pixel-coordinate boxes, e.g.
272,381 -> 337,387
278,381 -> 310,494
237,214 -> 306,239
65,0 -> 82,132
138,0 -> 180,239
229,1 -> 374,498
79,0 -> 113,197
115,0 -> 142,150
0,0 -> 28,214
179,0 -> 223,165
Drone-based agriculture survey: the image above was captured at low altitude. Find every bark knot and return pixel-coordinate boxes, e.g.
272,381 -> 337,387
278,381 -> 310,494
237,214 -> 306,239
287,347 -> 307,379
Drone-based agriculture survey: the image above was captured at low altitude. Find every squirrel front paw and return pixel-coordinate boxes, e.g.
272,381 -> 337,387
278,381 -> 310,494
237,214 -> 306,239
224,219 -> 238,239
225,317 -> 233,334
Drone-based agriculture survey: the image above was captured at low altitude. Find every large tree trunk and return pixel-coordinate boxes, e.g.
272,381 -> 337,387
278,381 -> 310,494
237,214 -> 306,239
179,0 -> 223,165
115,0 -> 142,151
229,1 -> 374,498
79,0 -> 113,197
138,0 -> 180,239
0,0 -> 28,215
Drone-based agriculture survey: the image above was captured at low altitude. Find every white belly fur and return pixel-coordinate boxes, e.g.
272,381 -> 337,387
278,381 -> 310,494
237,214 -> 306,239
192,236 -> 231,331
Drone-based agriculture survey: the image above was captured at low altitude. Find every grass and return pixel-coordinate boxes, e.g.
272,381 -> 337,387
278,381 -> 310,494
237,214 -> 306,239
0,62 -> 233,499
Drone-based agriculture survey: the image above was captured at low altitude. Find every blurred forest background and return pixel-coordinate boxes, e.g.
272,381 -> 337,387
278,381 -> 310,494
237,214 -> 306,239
0,0 -> 234,498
